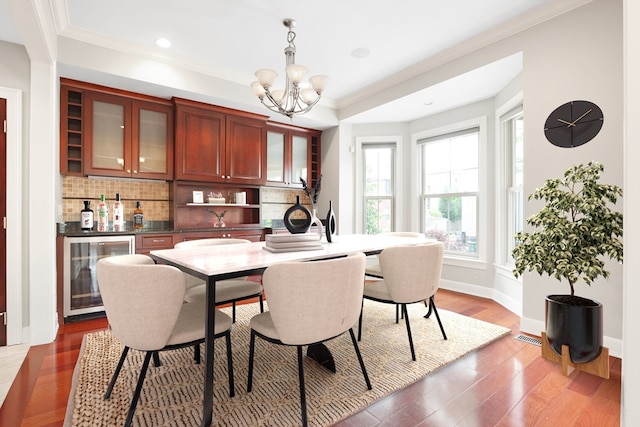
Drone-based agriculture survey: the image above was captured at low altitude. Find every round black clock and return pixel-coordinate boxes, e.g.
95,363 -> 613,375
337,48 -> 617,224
544,100 -> 604,148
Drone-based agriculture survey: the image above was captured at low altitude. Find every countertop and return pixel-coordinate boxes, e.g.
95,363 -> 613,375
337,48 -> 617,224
58,221 -> 272,237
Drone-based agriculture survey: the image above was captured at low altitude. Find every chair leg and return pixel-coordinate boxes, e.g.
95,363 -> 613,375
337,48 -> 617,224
423,298 -> 433,318
194,343 -> 201,364
247,330 -> 256,392
349,328 -> 372,390
232,302 -> 237,323
124,351 -> 153,427
402,304 -> 416,361
429,296 -> 448,340
105,346 -> 129,399
225,331 -> 235,397
297,346 -> 308,427
357,299 -> 364,342
152,351 -> 161,367
259,294 -> 264,313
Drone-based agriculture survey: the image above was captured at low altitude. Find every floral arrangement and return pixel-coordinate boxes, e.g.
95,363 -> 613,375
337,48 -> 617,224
300,174 -> 322,205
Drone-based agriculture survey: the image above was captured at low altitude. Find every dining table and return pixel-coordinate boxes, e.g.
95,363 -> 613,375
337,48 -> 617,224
150,232 -> 429,426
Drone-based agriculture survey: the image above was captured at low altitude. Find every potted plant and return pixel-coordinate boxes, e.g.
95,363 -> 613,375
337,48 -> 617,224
512,161 -> 623,363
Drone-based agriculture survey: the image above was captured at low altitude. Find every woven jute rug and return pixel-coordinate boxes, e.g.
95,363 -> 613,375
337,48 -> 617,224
64,300 -> 511,426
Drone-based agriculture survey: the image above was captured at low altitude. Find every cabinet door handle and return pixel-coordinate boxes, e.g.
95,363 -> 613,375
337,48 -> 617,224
133,170 -> 138,174
152,239 -> 165,243
127,169 -> 131,173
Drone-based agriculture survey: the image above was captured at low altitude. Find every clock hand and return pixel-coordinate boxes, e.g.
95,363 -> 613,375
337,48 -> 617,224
557,118 -> 575,127
570,108 -> 592,126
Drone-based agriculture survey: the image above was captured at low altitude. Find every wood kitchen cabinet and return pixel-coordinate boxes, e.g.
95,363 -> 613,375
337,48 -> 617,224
60,79 -> 174,179
265,122 -> 322,188
174,98 -> 268,185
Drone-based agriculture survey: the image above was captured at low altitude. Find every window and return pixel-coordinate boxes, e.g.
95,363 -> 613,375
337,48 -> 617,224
502,106 -> 524,263
363,144 -> 395,234
418,127 -> 479,255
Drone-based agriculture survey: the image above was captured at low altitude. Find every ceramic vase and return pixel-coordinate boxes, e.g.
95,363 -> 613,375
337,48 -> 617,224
325,200 -> 336,242
284,196 -> 312,234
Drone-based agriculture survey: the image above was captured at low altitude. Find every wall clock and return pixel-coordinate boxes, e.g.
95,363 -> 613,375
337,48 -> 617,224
544,100 -> 604,148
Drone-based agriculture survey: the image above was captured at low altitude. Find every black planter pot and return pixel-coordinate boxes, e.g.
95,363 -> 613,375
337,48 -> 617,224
545,294 -> 603,363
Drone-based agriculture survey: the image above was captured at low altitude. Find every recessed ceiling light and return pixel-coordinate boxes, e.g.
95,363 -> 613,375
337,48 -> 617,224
423,101 -> 434,106
351,48 -> 370,58
156,38 -> 171,49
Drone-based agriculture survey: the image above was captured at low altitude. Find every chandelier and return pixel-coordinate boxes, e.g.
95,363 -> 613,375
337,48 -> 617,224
251,19 -> 328,119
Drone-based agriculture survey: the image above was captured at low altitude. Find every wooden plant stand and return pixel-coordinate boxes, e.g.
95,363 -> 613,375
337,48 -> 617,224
540,332 -> 610,379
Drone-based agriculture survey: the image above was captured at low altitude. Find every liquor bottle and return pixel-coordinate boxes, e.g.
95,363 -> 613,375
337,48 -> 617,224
113,193 -> 124,231
97,194 -> 109,232
80,200 -> 94,231
133,201 -> 144,229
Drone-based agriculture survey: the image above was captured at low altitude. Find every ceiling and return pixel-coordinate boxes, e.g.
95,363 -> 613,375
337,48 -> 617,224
0,0 -> 588,125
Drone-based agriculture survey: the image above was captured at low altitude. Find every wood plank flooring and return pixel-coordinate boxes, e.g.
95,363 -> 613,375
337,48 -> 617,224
0,290 -> 621,426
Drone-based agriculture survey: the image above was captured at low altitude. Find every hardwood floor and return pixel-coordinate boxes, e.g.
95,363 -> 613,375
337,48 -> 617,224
0,290 -> 621,426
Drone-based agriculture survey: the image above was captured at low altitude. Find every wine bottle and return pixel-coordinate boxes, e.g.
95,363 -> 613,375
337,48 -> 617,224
80,200 -> 94,231
133,201 -> 144,229
97,194 -> 109,232
113,193 -> 124,231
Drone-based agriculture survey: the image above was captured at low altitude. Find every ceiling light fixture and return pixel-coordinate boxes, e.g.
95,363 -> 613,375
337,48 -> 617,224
156,38 -> 171,49
251,18 -> 328,119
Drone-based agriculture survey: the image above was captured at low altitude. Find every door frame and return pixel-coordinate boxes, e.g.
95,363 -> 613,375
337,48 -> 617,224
1,87 -> 24,345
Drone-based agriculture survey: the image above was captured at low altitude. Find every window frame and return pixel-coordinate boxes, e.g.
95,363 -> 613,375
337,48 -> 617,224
495,94 -> 524,269
411,117 -> 487,267
355,136 -> 402,234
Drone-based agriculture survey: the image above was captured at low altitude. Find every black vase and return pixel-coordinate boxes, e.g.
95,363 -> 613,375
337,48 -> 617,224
325,200 -> 336,242
545,294 -> 603,363
283,196 -> 312,234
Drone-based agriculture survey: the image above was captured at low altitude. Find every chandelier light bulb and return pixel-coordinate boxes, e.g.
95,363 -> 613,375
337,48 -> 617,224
251,18 -> 328,119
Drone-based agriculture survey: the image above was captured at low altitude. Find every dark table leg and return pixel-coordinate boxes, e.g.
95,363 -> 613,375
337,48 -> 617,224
202,277 -> 216,427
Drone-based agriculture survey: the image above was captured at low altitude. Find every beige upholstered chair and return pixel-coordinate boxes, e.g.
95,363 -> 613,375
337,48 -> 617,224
97,254 -> 234,427
247,252 -> 372,427
365,232 -> 426,322
174,238 -> 264,322
358,242 -> 446,361
365,232 -> 425,278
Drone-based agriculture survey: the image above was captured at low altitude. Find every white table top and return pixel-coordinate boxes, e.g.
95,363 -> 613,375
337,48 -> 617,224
150,233 -> 432,279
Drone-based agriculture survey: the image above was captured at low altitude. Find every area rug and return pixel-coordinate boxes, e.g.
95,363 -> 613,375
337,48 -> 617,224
64,300 -> 511,427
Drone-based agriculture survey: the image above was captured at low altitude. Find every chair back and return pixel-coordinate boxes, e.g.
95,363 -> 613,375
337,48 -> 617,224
174,238 -> 251,249
97,254 -> 186,351
378,242 -> 444,303
262,252 -> 366,345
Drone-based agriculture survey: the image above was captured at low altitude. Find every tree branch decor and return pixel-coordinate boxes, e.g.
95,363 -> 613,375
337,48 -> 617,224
300,175 -> 322,206
512,162 -> 623,296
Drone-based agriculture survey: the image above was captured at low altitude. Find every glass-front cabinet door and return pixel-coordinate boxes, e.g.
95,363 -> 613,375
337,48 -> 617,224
291,134 -> 309,186
133,101 -> 174,180
267,130 -> 286,184
85,92 -> 131,177
84,92 -> 173,179
265,124 -> 311,188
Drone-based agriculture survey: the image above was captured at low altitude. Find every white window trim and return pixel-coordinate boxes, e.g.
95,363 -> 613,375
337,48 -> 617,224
411,116 -> 487,268
495,92 -> 523,268
355,136 -> 402,234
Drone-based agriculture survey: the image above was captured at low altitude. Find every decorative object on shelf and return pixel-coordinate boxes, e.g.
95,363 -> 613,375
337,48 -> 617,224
234,192 -> 247,205
325,200 -> 336,242
512,162 -> 622,378
208,209 -> 227,228
208,191 -> 226,204
283,195 -> 312,234
251,18 -> 328,119
193,191 -> 204,204
544,100 -> 604,148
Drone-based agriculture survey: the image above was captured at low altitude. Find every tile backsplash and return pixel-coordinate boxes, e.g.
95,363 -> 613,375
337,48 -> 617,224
61,176 -> 170,223
61,176 -> 313,226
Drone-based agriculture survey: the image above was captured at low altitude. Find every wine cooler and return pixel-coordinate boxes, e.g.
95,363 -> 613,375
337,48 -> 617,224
63,235 -> 136,318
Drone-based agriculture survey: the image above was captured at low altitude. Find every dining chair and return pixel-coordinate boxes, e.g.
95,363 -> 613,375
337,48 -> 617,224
358,242 -> 446,361
246,252 -> 372,427
96,254 -> 234,427
174,238 -> 264,322
364,232 -> 426,323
